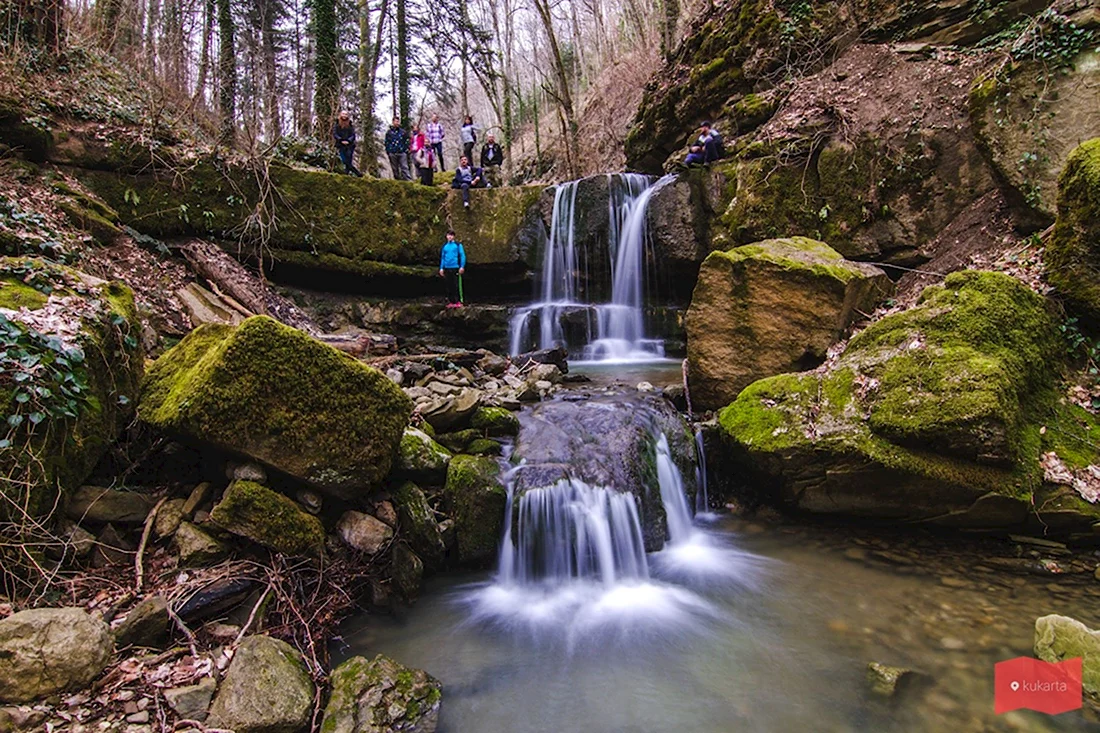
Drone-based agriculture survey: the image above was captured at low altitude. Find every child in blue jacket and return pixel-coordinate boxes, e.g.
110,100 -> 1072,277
439,230 -> 467,308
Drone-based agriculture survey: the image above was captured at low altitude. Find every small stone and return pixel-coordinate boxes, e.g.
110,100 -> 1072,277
296,489 -> 323,515
230,462 -> 267,484
636,381 -> 655,392
174,522 -> 229,567
940,636 -> 965,651
375,501 -> 398,527
391,545 -> 423,600
182,483 -> 213,517
534,379 -> 552,391
866,662 -> 929,697
153,499 -> 186,539
939,576 -> 970,588
164,677 -> 217,722
114,596 -> 169,649
125,710 -> 150,723
844,548 -> 868,561
58,520 -> 96,558
92,524 -> 134,567
65,486 -> 157,525
336,511 -> 394,554
385,368 -> 404,385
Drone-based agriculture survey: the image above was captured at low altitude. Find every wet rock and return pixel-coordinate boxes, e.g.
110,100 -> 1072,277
686,237 -> 891,410
528,363 -> 563,385
164,677 -> 217,722
392,544 -> 424,601
321,654 -> 441,733
467,438 -> 503,456
153,498 -> 186,539
396,428 -> 453,484
174,521 -> 229,567
210,481 -> 325,556
662,383 -> 687,411
1048,139 -> 1100,323
866,662 -> 930,698
207,635 -> 313,733
444,455 -> 507,564
636,381 -> 655,392
1034,615 -> 1100,698
114,596 -> 169,649
470,406 -> 520,436
0,608 -> 114,702
392,483 -> 445,567
139,316 -> 412,500
336,511 -> 394,554
65,486 -> 156,524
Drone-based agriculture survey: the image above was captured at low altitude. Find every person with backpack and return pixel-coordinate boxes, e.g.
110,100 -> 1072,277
438,230 -> 467,308
332,111 -> 362,177
460,115 -> 477,164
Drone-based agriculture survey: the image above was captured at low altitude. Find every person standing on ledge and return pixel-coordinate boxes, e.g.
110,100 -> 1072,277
480,133 -> 503,186
385,117 -> 412,180
427,113 -> 446,171
460,115 -> 477,164
439,230 -> 467,308
332,111 -> 361,176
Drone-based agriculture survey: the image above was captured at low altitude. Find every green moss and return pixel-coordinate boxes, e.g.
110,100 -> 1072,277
1047,139 -> 1100,323
139,316 -> 412,496
392,481 -> 445,566
210,480 -> 325,555
436,429 -> 480,453
466,438 -> 503,456
469,406 -> 520,436
712,237 -> 868,284
0,278 -> 48,309
444,454 -> 506,564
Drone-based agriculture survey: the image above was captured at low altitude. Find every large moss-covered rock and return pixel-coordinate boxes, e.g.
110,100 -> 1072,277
392,482 -> 446,567
0,257 -> 141,517
687,237 -> 891,410
207,635 -> 314,733
321,654 -> 441,733
1034,615 -> 1100,700
469,406 -> 520,437
716,271 -> 1097,532
0,608 -> 114,702
1047,139 -> 1100,322
79,163 -> 545,293
139,315 -> 411,499
396,428 -> 452,484
443,455 -> 506,564
210,481 -> 325,556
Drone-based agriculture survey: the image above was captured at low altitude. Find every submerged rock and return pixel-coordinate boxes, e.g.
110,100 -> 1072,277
138,316 -> 411,500
392,544 -> 424,600
0,608 -> 114,702
686,237 -> 891,410
717,271 -> 1100,534
1046,139 -> 1100,323
207,635 -> 314,733
321,654 -> 441,733
211,481 -> 325,556
1034,615 -> 1100,699
444,455 -> 507,564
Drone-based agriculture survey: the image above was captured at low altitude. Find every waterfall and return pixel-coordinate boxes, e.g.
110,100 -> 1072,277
508,174 -> 675,362
694,429 -> 711,516
498,479 -> 650,587
655,433 -> 694,543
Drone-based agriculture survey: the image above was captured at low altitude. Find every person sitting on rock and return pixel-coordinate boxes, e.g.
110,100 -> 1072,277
438,229 -> 467,308
451,156 -> 485,209
684,121 -> 723,166
332,111 -> 362,177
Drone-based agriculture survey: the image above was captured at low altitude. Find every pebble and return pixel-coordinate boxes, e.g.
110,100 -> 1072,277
844,548 -> 868,561
126,711 -> 150,723
939,576 -> 970,588
939,636 -> 966,651
827,619 -> 850,633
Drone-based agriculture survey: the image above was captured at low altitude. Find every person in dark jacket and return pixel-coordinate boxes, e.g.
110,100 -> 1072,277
460,115 -> 477,164
451,156 -> 485,209
480,134 -> 503,168
332,111 -> 362,176
384,117 -> 412,180
684,121 -> 723,166
438,230 -> 467,307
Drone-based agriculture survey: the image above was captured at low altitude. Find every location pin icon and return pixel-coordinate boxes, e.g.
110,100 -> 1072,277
1010,681 -> 1020,691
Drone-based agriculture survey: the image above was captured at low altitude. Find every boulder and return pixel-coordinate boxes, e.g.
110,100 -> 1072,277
0,608 -> 114,702
514,347 -> 568,373
1034,615 -> 1100,700
1047,139 -> 1100,323
320,654 -> 441,733
527,363 -> 563,385
467,438 -> 503,456
686,237 -> 891,410
207,635 -> 313,733
138,316 -> 411,500
164,677 -> 217,722
469,406 -> 520,436
396,428 -> 453,484
392,544 -> 424,600
716,271 -> 1100,533
420,388 -> 482,431
210,481 -> 325,556
435,429 -> 480,453
114,595 -> 169,649
174,521 -> 229,567
336,510 -> 394,554
65,486 -> 157,524
0,257 -> 142,517
444,455 -> 507,564
392,483 -> 446,567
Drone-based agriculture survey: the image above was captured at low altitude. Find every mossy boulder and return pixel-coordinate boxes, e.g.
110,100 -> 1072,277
717,271 -> 1093,532
0,257 -> 142,517
321,654 -> 441,733
210,481 -> 325,556
1034,615 -> 1100,701
396,427 -> 452,484
138,315 -> 411,499
469,406 -> 520,437
687,237 -> 892,410
207,635 -> 314,733
0,607 -> 114,703
443,455 -> 507,564
1047,139 -> 1100,323
392,482 -> 445,567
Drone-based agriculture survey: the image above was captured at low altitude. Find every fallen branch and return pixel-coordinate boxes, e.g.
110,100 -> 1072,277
166,604 -> 200,659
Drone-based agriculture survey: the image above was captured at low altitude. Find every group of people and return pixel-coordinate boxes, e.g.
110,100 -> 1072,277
332,112 -> 504,199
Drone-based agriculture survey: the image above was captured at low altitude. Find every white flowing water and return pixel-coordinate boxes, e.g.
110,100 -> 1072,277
508,174 -> 676,362
693,428 -> 719,522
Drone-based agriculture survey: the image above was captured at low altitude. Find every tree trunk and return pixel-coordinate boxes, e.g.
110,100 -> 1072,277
358,0 -> 389,175
313,0 -> 338,138
194,0 -> 215,106
217,0 -> 236,147
660,0 -> 679,59
531,0 -> 578,177
396,0 -> 410,125
259,0 -> 281,142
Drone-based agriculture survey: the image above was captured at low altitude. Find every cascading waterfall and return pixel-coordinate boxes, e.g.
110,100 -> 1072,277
508,174 -> 675,361
655,434 -> 693,544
